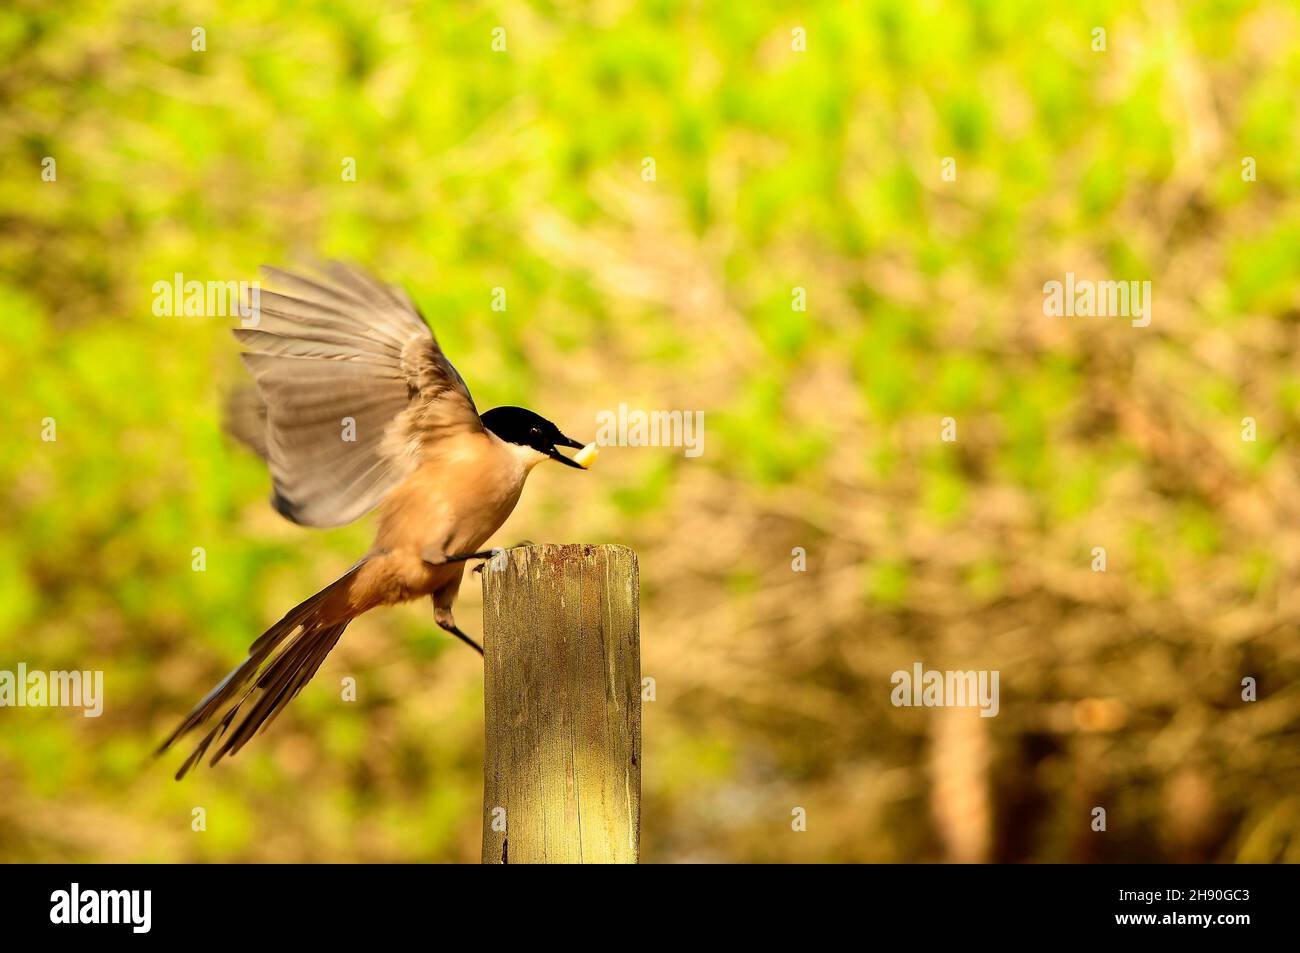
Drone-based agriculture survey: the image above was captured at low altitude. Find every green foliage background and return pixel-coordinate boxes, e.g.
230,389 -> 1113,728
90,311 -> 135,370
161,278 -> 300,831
2,0 -> 1299,862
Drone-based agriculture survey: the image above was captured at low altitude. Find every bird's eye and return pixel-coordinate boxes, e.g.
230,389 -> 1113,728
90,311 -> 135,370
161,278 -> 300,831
530,427 -> 543,438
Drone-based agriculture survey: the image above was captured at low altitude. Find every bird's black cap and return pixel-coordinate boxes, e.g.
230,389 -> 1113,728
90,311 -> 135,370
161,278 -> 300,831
481,406 -> 585,467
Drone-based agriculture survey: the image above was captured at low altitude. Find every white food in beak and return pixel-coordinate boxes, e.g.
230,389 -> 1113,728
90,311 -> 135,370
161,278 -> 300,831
573,442 -> 599,469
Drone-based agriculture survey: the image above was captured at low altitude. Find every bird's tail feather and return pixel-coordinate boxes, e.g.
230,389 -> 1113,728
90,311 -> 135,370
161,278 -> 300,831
158,562 -> 363,779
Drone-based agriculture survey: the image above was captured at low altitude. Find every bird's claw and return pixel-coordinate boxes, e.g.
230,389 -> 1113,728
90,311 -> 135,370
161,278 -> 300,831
471,541 -> 535,574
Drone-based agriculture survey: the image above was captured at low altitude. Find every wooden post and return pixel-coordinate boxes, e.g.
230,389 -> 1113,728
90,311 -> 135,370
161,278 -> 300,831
480,543 -> 641,864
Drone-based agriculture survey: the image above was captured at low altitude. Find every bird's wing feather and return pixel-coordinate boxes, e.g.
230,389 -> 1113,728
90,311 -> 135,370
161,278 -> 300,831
231,262 -> 482,528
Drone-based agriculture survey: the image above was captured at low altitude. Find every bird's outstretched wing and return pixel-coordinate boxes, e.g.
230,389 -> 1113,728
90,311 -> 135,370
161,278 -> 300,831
228,262 -> 482,528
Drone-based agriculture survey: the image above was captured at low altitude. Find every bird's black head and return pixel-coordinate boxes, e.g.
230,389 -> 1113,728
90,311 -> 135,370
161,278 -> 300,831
481,406 -> 586,468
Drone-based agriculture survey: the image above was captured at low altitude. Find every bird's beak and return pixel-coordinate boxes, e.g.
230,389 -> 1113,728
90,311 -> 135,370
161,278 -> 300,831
549,434 -> 588,469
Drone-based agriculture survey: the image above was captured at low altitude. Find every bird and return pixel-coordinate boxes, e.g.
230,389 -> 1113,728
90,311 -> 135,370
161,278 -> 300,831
157,262 -> 594,779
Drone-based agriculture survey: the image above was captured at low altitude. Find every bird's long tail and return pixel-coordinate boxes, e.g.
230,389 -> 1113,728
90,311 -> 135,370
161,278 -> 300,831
157,562 -> 364,779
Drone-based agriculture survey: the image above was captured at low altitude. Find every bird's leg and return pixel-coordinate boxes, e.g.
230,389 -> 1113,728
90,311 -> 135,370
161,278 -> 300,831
472,540 -> 534,574
420,547 -> 493,567
441,549 -> 495,563
419,544 -> 534,573
432,602 -> 483,656
443,540 -> 535,565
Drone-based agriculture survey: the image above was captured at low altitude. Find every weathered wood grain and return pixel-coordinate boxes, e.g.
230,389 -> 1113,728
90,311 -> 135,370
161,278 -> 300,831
481,544 -> 641,864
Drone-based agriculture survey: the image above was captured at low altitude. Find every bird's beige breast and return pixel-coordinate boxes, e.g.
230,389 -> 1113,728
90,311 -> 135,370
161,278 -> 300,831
372,431 -> 526,559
